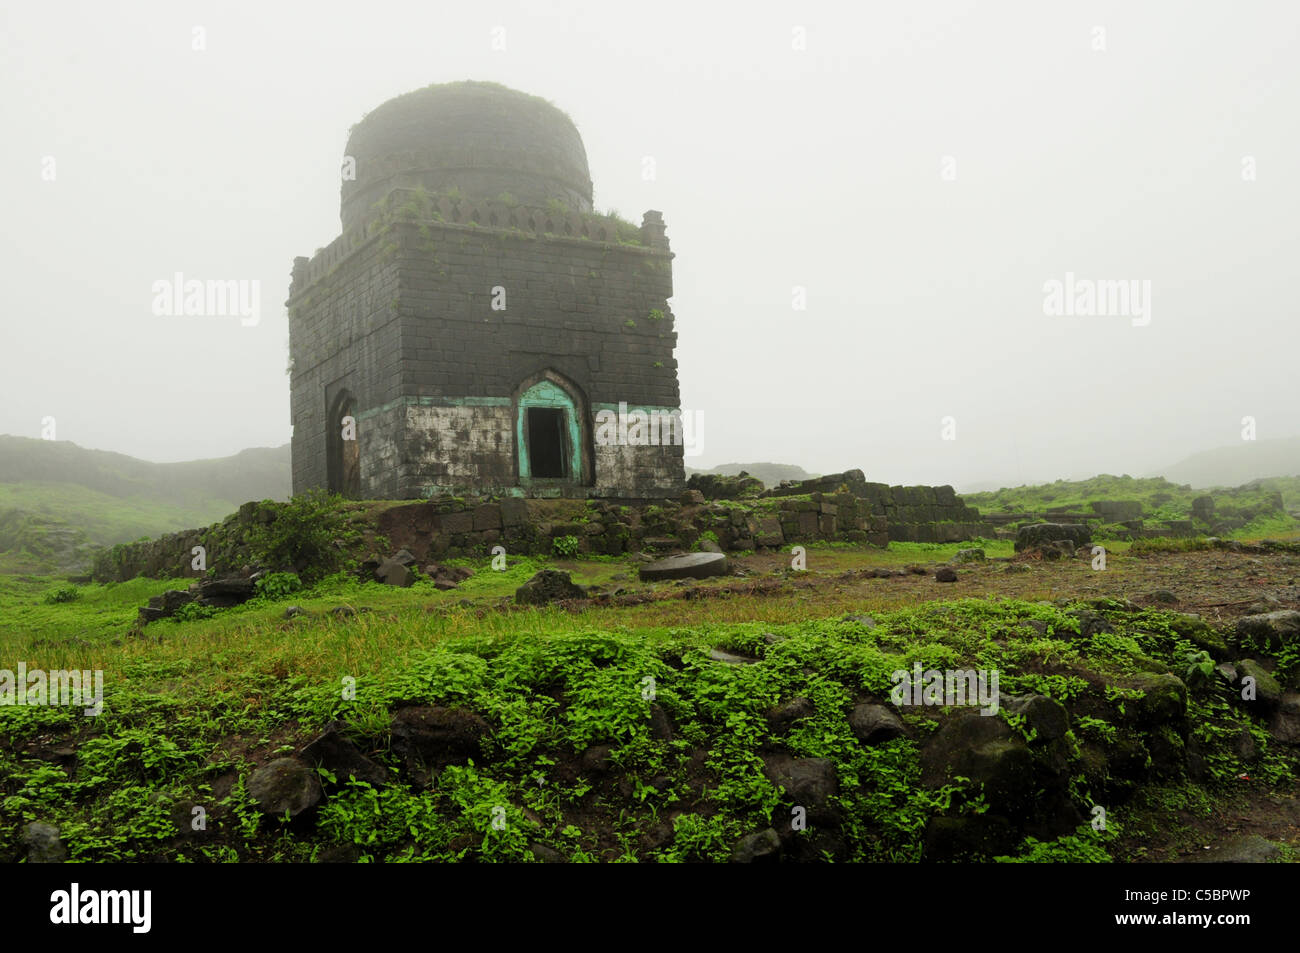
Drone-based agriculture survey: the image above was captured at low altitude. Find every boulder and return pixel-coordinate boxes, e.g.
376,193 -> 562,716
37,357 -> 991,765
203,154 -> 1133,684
1068,609 -> 1115,639
1001,694 -> 1069,741
920,714 -> 1053,818
639,552 -> 729,581
530,843 -> 566,863
299,722 -> 390,787
390,705 -> 491,763
923,814 -> 1017,862
848,703 -> 905,745
1268,693 -> 1300,745
374,559 -> 414,587
1236,610 -> 1300,649
1127,673 -> 1188,727
20,821 -> 66,863
754,517 -> 785,548
515,569 -> 586,605
247,758 -> 322,818
766,697 -> 816,733
730,829 -> 782,863
424,563 -> 473,590
157,589 -> 197,613
762,754 -> 839,823
935,567 -> 958,583
1169,614 -> 1229,658
1235,659 -> 1282,712
648,703 -> 674,742
1014,523 -> 1091,553
196,576 -> 257,608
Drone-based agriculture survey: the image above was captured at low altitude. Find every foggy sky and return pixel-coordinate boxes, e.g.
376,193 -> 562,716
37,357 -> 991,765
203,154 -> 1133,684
3,0 -> 1297,491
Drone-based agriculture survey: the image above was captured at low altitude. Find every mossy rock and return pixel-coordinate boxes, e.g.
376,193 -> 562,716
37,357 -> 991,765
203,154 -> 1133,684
1235,659 -> 1282,711
1127,673 -> 1188,727
1168,614 -> 1230,659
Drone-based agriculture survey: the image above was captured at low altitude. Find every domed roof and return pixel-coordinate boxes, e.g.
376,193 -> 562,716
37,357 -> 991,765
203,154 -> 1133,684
341,81 -> 593,231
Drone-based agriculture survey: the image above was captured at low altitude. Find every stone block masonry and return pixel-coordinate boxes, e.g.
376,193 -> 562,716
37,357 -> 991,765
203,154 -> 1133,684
764,470 -> 995,542
287,82 -> 685,503
91,476 -> 996,583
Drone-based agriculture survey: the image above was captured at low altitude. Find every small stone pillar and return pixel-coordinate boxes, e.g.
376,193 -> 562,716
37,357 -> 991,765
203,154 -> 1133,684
641,210 -> 670,250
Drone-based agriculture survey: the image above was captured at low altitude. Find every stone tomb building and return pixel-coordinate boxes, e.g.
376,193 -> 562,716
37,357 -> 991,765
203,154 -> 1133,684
287,81 -> 685,500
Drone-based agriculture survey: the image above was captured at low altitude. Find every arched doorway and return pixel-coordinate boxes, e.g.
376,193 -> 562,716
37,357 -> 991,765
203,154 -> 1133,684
326,391 -> 361,497
516,374 -> 588,486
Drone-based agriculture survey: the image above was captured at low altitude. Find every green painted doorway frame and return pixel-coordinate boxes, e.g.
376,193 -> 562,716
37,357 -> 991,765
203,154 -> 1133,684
516,379 -> 582,483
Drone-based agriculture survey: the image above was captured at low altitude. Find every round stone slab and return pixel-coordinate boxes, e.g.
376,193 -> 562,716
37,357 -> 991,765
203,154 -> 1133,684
639,552 -> 730,581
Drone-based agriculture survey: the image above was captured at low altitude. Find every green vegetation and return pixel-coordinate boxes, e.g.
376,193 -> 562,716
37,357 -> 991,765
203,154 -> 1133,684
1,547 -> 1292,863
551,535 -> 580,558
967,473 -> 1293,524
0,437 -> 290,574
244,490 -> 360,584
966,473 -> 1298,542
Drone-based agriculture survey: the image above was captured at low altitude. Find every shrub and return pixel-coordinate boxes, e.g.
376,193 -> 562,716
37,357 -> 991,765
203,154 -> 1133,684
695,530 -> 720,552
42,585 -> 81,605
254,572 -> 303,601
552,535 -> 580,558
245,490 -> 359,583
173,601 -> 218,623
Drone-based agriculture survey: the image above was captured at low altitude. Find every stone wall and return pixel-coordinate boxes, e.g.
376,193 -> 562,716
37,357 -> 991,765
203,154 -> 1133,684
90,479 -> 995,583
763,469 -> 994,542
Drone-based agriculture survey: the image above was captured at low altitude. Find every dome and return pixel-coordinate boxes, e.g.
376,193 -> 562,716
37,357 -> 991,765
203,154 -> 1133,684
341,81 -> 594,231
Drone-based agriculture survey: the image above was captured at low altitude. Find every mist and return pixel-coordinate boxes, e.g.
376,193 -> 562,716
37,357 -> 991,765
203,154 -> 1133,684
4,0 -> 1297,491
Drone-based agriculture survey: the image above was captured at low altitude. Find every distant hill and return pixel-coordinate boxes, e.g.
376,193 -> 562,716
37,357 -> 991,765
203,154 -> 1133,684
0,436 -> 291,573
684,462 -> 817,488
1154,437 -> 1300,489
964,472 -> 1299,537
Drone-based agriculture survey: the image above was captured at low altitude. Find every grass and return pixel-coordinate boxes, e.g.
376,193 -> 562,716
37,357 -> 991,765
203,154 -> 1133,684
966,473 -> 1298,524
2,539 -> 1295,863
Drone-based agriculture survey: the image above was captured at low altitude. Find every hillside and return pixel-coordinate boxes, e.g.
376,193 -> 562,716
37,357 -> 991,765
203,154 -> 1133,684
685,462 -> 817,488
0,436 -> 291,573
964,473 -> 1299,536
1154,437 -> 1300,489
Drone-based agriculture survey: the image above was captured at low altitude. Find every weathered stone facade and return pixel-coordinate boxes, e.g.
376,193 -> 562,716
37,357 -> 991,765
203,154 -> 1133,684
288,81 -> 684,501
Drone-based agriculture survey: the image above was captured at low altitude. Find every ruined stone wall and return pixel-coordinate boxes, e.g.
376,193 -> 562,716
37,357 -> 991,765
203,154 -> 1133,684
92,484 -> 996,583
763,469 -> 993,542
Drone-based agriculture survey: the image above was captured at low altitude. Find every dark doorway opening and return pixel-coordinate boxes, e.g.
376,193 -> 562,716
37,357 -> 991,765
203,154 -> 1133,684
327,392 -> 361,498
527,407 -> 568,478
